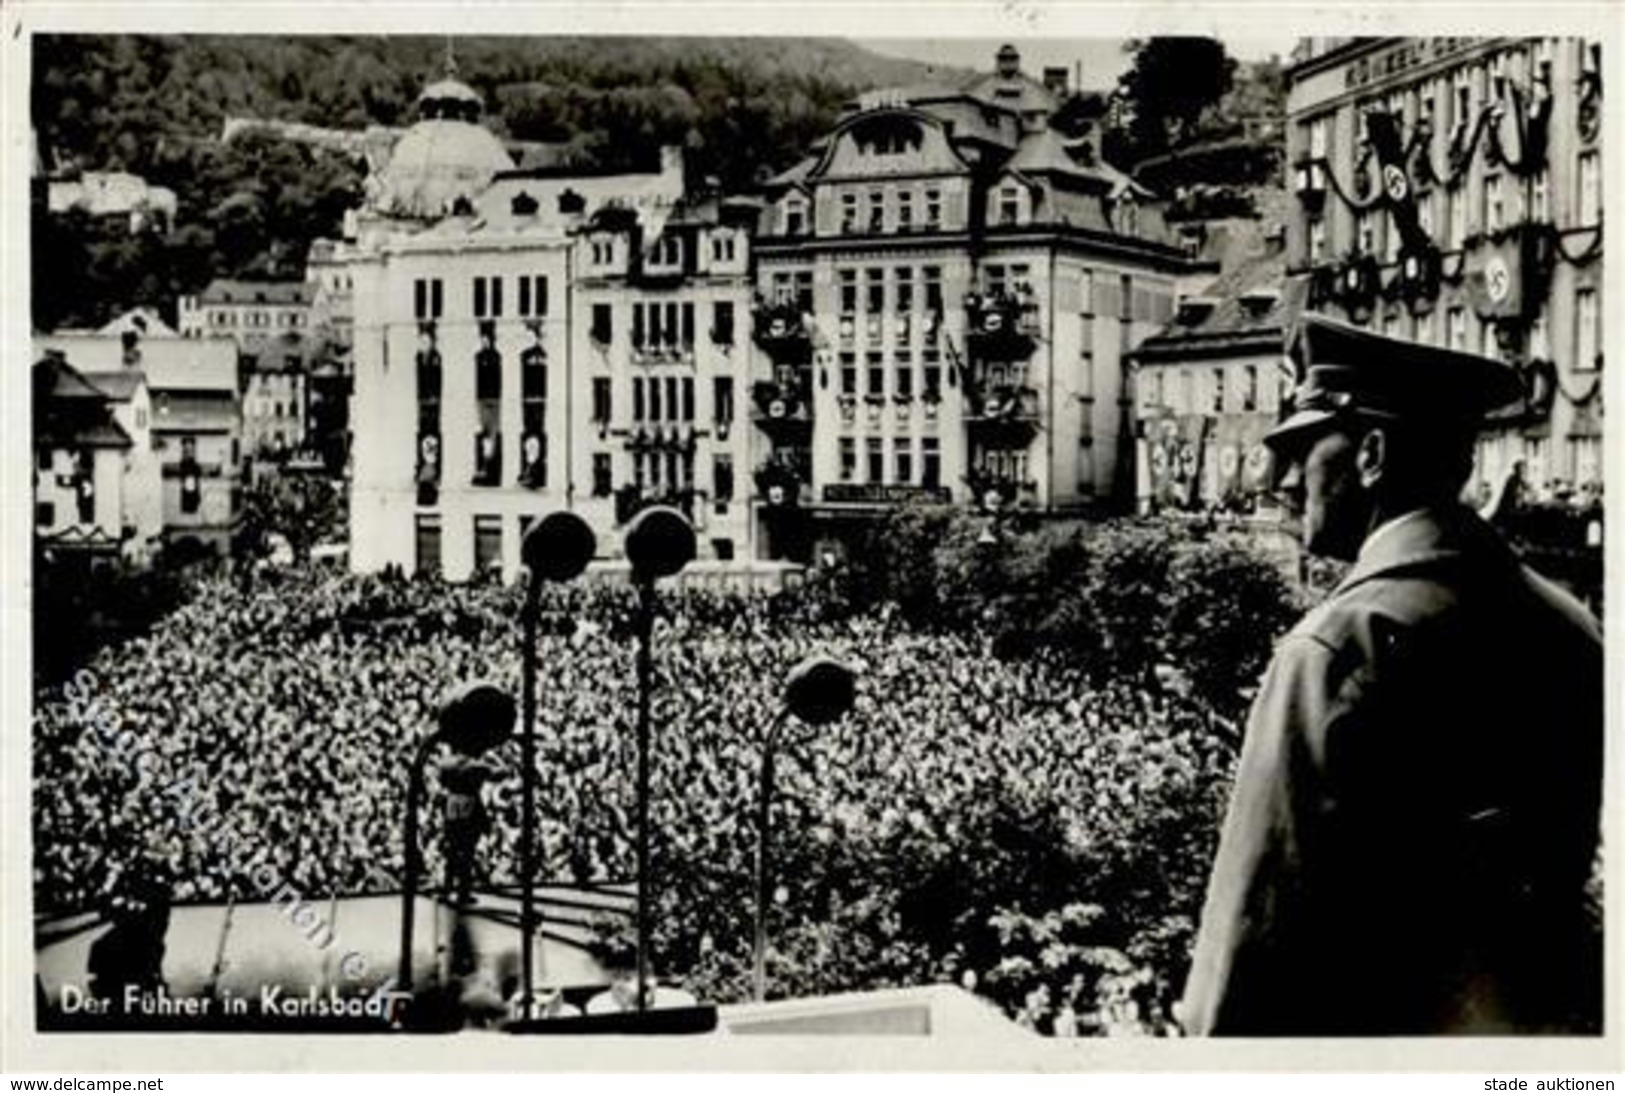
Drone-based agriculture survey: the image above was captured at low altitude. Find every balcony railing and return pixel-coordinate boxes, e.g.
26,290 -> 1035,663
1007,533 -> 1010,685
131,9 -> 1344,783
750,380 -> 813,436
964,291 -> 1040,359
963,383 -> 1040,447
964,467 -> 1037,513
754,460 -> 808,508
751,301 -> 813,362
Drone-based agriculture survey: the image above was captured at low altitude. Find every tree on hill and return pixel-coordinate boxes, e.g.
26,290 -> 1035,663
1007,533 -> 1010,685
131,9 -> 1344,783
1112,37 -> 1237,164
31,35 -> 963,327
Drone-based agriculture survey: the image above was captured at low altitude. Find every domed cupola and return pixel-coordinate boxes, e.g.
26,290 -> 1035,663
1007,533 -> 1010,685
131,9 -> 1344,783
370,51 -> 513,221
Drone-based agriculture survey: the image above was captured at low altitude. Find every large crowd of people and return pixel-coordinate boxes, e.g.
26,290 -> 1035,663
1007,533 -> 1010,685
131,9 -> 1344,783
34,567 -> 1238,1030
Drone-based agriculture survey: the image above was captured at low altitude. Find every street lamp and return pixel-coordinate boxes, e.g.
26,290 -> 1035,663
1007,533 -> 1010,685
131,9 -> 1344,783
623,505 -> 696,1013
398,681 -> 516,999
753,656 -> 857,1002
516,512 -> 596,1021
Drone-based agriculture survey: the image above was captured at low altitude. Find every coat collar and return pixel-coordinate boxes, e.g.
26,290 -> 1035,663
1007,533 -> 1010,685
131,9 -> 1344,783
1332,505 -> 1509,596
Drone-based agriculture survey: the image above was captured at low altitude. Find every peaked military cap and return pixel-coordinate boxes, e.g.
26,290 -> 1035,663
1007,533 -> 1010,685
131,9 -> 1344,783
1264,312 -> 1526,453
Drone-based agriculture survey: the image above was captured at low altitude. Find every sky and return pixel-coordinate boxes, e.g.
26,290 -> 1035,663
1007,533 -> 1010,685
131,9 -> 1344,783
856,36 -> 1298,93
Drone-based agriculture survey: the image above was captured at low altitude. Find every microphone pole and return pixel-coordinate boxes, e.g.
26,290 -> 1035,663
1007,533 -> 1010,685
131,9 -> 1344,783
515,511 -> 595,1024
633,573 -> 654,1014
519,572 -> 540,1024
622,506 -> 695,1016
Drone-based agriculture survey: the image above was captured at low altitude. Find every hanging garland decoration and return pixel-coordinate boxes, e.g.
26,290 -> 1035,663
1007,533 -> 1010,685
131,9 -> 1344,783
1444,106 -> 1494,188
1379,101 -> 1492,201
1551,222 -> 1603,267
1485,79 -> 1553,178
1518,357 -> 1559,417
1440,249 -> 1469,286
1535,356 -> 1604,408
1316,148 -> 1387,215
1405,117 -> 1440,188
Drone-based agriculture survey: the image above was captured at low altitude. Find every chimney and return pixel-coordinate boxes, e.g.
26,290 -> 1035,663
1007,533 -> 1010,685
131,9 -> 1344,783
1176,296 -> 1219,325
1238,286 -> 1281,318
659,145 -> 685,182
1042,67 -> 1069,97
996,44 -> 1021,79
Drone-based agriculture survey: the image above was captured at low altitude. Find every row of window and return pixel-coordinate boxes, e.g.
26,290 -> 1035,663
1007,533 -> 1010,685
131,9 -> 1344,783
207,309 -> 307,329
836,354 -> 945,399
413,276 -> 552,321
415,512 -> 741,576
1475,432 -> 1604,494
1140,362 -> 1284,417
587,232 -> 741,272
1309,150 -> 1601,262
1307,40 -> 1597,170
836,435 -> 944,488
589,301 -> 736,349
822,185 -> 947,236
1399,289 -> 1600,368
585,450 -> 739,503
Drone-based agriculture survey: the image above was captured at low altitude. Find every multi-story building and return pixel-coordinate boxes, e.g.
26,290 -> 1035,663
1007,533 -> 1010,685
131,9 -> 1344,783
1128,242 -> 1300,514
304,239 -> 357,474
35,331 -> 243,556
750,45 -> 1195,560
569,187 -> 758,564
32,352 -> 151,563
1284,36 -> 1604,502
46,170 -> 177,234
344,64 -> 755,579
179,278 -> 315,459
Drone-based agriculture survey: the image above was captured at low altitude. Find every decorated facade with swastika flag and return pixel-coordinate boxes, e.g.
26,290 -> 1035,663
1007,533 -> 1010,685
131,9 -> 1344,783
1285,36 -> 1603,508
1129,247 -> 1299,516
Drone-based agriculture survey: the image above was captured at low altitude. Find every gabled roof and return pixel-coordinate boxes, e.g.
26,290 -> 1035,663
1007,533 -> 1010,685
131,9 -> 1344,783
962,70 -> 1059,117
764,155 -> 818,191
1133,246 -> 1303,362
34,334 -> 238,395
34,355 -> 107,401
199,279 -> 314,306
84,370 -> 146,403
33,356 -> 134,450
1004,127 -> 1147,195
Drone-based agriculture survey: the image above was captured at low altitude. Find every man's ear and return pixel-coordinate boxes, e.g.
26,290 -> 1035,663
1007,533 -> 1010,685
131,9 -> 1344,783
1355,426 -> 1387,489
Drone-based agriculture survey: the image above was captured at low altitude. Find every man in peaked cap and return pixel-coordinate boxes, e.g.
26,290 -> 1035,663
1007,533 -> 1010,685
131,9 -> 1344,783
1179,313 -> 1603,1035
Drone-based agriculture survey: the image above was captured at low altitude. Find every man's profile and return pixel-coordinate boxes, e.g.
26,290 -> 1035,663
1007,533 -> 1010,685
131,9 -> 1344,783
1180,313 -> 1603,1036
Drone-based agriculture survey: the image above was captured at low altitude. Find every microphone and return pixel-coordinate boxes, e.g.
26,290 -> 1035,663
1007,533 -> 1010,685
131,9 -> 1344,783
522,512 -> 596,603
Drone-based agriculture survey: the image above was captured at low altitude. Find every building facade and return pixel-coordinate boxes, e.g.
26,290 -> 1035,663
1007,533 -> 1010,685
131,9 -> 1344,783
751,46 -> 1193,560
35,332 -> 244,556
344,66 -> 757,579
1284,36 -> 1604,503
179,278 -> 314,459
33,352 -> 143,561
1129,245 -> 1300,515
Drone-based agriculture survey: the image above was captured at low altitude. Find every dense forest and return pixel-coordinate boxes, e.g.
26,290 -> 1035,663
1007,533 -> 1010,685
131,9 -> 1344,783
31,35 -> 962,330
31,35 -> 1277,332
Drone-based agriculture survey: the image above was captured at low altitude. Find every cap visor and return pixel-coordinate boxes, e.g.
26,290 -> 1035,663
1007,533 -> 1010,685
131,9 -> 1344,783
1263,408 -> 1337,453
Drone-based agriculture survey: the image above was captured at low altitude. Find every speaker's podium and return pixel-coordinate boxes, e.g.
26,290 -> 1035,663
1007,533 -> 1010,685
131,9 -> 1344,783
36,886 -> 1030,1037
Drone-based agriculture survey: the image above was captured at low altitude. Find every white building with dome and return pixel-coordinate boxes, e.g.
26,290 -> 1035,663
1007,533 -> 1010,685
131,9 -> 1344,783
360,71 -> 517,229
344,66 -> 758,580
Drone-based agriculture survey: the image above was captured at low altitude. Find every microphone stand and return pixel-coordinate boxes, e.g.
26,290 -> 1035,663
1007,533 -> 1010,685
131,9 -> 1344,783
753,706 -> 790,1003
633,574 -> 655,1014
519,577 -> 540,1023
398,731 -> 443,997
